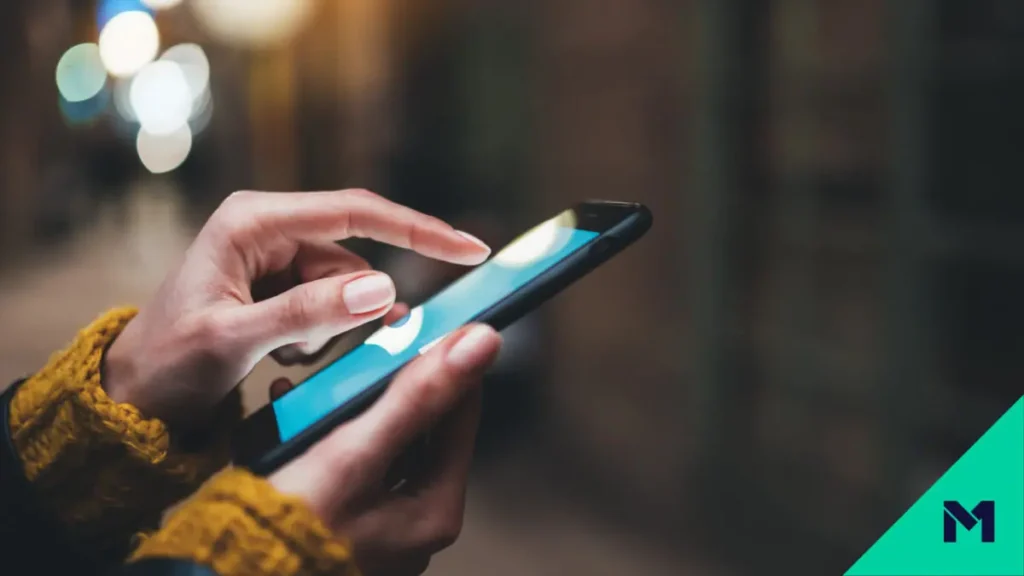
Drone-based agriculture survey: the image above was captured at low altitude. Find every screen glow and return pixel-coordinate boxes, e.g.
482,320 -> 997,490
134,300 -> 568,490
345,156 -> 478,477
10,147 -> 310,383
272,216 -> 599,441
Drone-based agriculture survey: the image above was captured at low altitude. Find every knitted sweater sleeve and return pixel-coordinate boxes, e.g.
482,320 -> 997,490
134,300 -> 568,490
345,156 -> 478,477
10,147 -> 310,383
129,469 -> 360,576
8,308 -> 360,575
7,308 -> 239,561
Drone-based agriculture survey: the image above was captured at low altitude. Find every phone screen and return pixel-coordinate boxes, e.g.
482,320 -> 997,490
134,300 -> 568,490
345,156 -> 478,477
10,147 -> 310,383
271,210 -> 599,441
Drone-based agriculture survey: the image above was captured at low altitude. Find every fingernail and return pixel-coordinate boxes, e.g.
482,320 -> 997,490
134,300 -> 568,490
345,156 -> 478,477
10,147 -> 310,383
343,273 -> 396,314
446,324 -> 499,370
456,230 -> 491,253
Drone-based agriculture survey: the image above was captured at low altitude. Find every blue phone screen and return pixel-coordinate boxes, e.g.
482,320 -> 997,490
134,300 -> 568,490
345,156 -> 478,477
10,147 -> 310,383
272,212 -> 600,441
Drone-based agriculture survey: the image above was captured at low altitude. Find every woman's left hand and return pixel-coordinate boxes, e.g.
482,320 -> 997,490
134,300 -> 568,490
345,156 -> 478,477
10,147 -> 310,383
102,189 -> 490,431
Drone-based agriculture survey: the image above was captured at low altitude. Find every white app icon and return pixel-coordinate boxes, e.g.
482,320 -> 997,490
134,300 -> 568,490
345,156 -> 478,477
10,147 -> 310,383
365,306 -> 424,356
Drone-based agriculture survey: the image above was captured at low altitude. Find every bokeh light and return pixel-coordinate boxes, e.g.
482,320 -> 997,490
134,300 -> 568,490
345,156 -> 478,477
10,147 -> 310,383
189,90 -> 214,135
130,61 -> 192,135
160,44 -> 210,102
190,0 -> 314,47
59,87 -> 111,127
97,0 -> 152,29
55,44 -> 106,103
136,125 -> 193,173
112,77 -> 136,123
98,11 -> 160,77
141,0 -> 183,9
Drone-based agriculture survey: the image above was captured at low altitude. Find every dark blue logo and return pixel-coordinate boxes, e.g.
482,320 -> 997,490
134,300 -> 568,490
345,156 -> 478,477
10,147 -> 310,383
943,500 -> 995,543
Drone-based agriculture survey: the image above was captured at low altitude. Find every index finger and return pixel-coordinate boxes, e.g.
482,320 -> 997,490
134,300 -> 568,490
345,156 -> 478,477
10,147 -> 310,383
220,189 -> 491,265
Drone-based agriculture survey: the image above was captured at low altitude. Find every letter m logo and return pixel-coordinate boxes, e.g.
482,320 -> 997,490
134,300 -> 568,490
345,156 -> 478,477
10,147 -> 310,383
943,500 -> 995,543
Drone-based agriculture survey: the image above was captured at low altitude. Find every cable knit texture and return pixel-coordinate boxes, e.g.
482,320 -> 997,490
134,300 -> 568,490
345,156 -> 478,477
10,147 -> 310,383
132,468 -> 360,576
8,307 -> 241,561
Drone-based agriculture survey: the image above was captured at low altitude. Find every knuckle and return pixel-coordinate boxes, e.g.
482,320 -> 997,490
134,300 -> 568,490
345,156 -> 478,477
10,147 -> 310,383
406,215 -> 451,251
341,188 -> 378,201
285,290 -> 317,328
221,190 -> 256,213
404,220 -> 423,249
211,193 -> 248,231
180,313 -> 231,358
217,191 -> 262,225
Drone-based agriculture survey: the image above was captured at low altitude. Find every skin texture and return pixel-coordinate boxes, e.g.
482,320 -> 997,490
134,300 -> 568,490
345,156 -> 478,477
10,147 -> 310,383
101,189 -> 498,575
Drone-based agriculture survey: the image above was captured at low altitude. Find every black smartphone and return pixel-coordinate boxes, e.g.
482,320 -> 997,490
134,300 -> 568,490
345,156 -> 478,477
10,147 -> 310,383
233,200 -> 652,475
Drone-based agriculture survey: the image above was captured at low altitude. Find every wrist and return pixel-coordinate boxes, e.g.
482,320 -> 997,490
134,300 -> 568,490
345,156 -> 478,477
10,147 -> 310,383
102,315 -> 187,430
101,319 -> 143,410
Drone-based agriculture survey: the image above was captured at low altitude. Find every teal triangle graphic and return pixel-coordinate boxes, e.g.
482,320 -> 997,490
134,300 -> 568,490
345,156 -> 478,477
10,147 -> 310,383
847,396 -> 1024,576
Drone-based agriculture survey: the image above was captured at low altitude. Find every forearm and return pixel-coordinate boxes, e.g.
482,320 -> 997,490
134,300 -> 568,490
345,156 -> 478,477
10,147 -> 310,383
7,308 -> 239,561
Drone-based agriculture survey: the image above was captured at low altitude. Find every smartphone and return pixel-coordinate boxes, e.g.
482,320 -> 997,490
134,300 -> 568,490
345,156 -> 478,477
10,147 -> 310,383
233,200 -> 652,475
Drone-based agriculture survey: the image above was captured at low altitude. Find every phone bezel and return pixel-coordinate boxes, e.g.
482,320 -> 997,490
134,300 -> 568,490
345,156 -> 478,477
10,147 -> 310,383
232,200 -> 652,475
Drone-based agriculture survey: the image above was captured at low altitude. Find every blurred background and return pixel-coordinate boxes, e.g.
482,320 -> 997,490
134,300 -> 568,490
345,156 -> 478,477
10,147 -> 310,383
1,0 -> 1022,574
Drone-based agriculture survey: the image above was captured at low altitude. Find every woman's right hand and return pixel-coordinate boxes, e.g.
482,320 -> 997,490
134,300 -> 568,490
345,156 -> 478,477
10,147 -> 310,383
102,189 -> 491,433
269,322 -> 502,576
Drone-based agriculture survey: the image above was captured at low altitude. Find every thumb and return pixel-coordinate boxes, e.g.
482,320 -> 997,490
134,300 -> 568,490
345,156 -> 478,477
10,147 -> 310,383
346,323 -> 502,475
228,271 -> 397,357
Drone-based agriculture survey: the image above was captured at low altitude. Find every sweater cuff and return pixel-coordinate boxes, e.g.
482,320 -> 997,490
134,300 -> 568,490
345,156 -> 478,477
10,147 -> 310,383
131,469 -> 359,576
8,307 -> 241,560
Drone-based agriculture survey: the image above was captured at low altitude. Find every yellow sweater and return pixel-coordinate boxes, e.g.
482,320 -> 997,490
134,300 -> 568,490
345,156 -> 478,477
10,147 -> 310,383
7,308 -> 359,576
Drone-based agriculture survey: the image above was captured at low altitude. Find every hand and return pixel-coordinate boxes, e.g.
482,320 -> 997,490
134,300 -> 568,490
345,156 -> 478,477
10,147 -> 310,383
102,189 -> 491,430
270,323 -> 502,576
